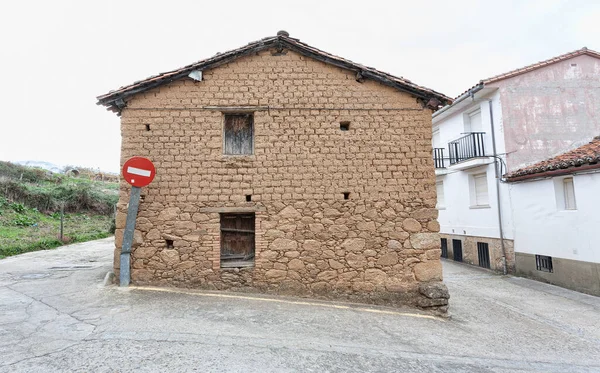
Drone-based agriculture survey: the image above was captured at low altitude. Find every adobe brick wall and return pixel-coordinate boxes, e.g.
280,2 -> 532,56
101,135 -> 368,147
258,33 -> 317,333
114,48 -> 449,313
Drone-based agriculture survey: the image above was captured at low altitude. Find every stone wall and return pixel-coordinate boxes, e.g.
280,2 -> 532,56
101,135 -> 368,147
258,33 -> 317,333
114,48 -> 449,313
440,233 -> 515,273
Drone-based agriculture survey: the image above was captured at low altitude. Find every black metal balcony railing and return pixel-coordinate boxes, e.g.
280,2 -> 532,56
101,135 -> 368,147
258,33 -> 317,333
448,132 -> 486,165
433,148 -> 446,168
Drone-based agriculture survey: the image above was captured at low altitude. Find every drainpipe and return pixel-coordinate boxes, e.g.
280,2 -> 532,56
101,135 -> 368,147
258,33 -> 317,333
488,99 -> 508,275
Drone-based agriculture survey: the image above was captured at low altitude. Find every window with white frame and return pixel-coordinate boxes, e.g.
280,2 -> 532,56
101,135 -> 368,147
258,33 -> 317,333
554,176 -> 577,211
470,172 -> 489,207
464,109 -> 482,133
563,177 -> 576,210
432,127 -> 441,148
436,180 -> 445,209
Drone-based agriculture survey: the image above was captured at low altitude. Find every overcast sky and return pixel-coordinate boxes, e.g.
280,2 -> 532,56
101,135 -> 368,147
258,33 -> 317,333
1,0 -> 598,173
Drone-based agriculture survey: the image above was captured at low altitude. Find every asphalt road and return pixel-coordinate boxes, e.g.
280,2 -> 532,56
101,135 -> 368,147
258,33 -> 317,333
1,238 -> 599,372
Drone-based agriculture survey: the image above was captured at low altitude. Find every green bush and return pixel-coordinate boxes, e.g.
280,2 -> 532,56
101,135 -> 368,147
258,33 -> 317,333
12,215 -> 36,226
0,161 -> 61,183
10,202 -> 26,213
0,179 -> 118,215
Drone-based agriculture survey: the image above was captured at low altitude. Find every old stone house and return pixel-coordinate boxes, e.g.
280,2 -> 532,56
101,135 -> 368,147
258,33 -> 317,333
97,32 -> 452,312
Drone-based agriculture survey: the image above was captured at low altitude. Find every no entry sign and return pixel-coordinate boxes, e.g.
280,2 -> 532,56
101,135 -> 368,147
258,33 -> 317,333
119,156 -> 156,287
122,157 -> 156,187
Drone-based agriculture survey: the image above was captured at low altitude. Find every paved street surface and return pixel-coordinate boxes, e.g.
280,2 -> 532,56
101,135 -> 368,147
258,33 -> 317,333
1,238 -> 599,372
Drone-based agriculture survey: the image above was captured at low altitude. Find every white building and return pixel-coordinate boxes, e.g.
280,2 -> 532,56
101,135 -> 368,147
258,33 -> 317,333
433,47 -> 600,296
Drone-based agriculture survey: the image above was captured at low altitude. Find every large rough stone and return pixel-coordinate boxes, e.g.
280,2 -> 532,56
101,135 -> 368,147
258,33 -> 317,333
176,261 -> 195,270
158,207 -> 180,221
377,252 -> 399,266
303,240 -> 320,251
356,221 -> 376,232
288,259 -> 305,271
387,240 -> 402,250
364,268 -> 387,283
381,208 -> 396,219
341,238 -> 366,252
410,233 -> 440,250
133,246 -> 157,259
270,238 -> 298,251
278,205 -> 302,219
146,229 -> 161,241
402,218 -> 422,233
265,269 -> 287,280
412,208 -> 438,220
414,261 -> 443,282
417,297 -> 449,308
418,282 -> 450,300
264,229 -> 285,239
160,250 -> 180,266
427,220 -> 440,232
316,270 -> 338,281
309,223 -> 324,232
329,259 -> 344,270
115,212 -> 127,229
132,230 -> 144,248
345,253 -> 367,269
131,269 -> 154,282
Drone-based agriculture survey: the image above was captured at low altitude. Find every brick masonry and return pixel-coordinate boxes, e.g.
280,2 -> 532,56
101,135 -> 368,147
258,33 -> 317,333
113,48 -> 449,313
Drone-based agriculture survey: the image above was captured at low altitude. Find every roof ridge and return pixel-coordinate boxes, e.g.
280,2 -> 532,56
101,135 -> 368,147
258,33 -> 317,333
97,33 -> 452,112
483,46 -> 600,84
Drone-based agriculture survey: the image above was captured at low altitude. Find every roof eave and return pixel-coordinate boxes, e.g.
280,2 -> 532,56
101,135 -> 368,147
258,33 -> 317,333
97,35 -> 452,112
505,163 -> 600,182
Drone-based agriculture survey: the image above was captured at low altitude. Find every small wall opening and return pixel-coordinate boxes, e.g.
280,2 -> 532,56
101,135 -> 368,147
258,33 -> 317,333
343,192 -> 350,200
145,124 -> 151,131
165,239 -> 174,249
340,121 -> 350,131
245,195 -> 252,202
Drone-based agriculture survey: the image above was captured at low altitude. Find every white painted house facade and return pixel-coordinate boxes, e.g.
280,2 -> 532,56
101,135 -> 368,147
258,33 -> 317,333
433,48 -> 600,296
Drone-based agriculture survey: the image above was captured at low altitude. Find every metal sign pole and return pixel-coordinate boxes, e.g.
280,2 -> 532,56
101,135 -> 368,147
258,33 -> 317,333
120,186 -> 142,287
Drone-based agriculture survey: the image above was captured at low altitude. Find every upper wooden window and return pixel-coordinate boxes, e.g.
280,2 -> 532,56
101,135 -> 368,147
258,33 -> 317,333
220,213 -> 255,268
224,114 -> 253,155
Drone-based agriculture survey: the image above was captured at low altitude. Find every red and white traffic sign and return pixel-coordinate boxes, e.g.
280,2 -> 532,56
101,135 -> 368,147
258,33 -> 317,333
122,157 -> 156,188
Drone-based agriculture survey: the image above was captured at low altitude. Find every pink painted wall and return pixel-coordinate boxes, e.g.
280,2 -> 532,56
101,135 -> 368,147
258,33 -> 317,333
490,54 -> 600,172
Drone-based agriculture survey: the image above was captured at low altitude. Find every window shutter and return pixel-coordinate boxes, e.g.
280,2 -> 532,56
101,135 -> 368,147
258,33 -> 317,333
432,129 -> 441,148
469,110 -> 482,132
224,114 -> 253,155
563,178 -> 576,210
436,181 -> 445,208
474,173 -> 488,206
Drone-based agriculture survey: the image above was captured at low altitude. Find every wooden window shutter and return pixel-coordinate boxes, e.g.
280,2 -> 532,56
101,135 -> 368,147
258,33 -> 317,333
224,114 -> 253,155
563,178 -> 576,210
436,181 -> 445,208
474,173 -> 489,206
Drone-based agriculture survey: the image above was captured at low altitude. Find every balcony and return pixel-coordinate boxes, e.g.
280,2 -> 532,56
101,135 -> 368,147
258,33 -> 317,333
433,132 -> 492,172
449,132 -> 486,165
433,148 -> 446,169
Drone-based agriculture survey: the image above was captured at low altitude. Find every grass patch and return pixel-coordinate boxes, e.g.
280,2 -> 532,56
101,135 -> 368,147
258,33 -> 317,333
0,162 -> 118,258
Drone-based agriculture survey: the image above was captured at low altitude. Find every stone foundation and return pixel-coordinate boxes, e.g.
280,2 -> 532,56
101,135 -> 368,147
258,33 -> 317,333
116,200 -> 449,314
440,233 -> 515,273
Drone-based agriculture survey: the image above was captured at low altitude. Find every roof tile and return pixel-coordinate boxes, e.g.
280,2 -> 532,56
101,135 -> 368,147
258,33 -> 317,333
506,136 -> 600,180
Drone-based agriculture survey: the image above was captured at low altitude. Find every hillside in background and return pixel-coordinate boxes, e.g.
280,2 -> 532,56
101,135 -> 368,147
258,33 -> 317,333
0,161 -> 119,258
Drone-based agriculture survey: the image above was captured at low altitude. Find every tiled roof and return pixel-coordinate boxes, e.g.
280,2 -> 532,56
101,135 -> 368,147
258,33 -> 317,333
449,47 -> 600,101
482,47 -> 600,84
97,33 -> 452,113
505,136 -> 600,181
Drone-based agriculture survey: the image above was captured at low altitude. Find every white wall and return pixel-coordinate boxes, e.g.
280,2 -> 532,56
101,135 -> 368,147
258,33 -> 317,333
509,171 -> 600,263
435,90 -> 514,240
